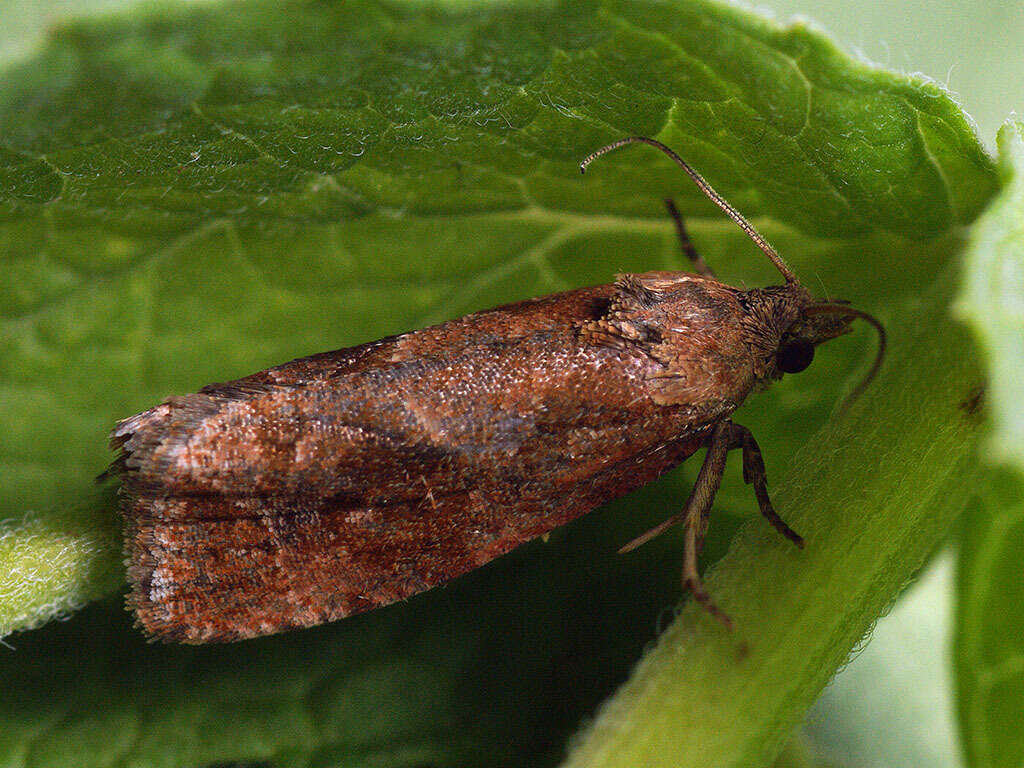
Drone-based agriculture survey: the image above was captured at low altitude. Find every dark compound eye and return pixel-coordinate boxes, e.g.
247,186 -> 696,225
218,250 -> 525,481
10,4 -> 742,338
777,339 -> 815,374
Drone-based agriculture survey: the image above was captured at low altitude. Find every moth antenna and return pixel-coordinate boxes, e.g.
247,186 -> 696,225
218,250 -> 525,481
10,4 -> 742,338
580,136 -> 799,284
804,304 -> 887,412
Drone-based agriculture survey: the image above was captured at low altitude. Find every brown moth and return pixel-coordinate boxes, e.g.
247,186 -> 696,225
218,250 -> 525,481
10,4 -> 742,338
111,137 -> 884,643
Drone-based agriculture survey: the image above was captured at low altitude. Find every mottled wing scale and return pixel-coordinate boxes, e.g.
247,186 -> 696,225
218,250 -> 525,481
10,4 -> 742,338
120,437 -> 703,642
115,284 -> 726,642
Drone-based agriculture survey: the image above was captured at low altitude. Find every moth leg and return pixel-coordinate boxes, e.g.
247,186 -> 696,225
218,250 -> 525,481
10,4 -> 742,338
683,504 -> 732,630
618,421 -> 730,556
679,421 -> 734,628
727,423 -> 804,549
664,198 -> 716,279
619,422 -> 734,626
618,421 -> 797,628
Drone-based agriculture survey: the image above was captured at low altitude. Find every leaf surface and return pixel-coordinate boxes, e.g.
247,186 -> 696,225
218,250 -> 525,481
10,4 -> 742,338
0,0 -> 997,765
954,122 -> 1024,768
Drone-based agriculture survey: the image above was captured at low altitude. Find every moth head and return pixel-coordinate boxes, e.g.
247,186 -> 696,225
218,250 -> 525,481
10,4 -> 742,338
580,136 -> 886,409
774,304 -> 852,374
768,296 -> 886,409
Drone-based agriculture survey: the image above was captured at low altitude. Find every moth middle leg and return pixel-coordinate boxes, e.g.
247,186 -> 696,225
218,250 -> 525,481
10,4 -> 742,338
619,420 -> 802,628
664,198 -> 716,279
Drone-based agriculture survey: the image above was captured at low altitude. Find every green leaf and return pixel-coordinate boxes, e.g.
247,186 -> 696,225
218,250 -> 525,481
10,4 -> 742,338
954,122 -> 1024,768
0,0 -> 996,765
957,122 -> 1024,470
955,472 -> 1024,768
0,0 -> 995,642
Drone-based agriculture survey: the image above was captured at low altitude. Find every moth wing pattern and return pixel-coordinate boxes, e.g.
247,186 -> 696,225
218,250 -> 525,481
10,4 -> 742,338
114,284 -> 718,642
121,434 -> 703,642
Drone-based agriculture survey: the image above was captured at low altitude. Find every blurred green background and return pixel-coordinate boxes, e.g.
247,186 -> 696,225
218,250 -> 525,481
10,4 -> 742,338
0,1 -> 1019,767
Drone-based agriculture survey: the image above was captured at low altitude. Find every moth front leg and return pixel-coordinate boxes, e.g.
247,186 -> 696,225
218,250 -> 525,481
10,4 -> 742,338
727,422 -> 804,549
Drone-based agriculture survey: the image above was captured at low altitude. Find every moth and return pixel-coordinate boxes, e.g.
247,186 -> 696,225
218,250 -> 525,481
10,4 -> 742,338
111,137 -> 884,643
